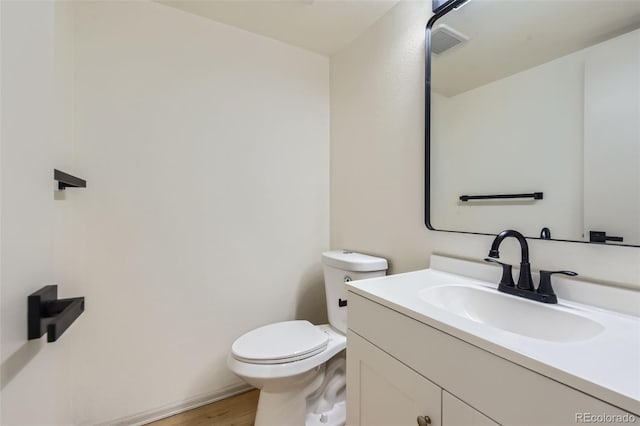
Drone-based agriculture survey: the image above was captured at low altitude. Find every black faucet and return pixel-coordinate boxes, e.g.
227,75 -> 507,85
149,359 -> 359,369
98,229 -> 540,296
484,229 -> 578,304
488,229 -> 534,291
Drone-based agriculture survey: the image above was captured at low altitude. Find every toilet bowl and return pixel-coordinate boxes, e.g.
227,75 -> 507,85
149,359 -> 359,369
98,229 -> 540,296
227,250 -> 388,426
228,323 -> 346,425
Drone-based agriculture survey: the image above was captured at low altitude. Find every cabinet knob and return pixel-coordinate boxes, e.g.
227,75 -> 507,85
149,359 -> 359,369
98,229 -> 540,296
417,415 -> 431,426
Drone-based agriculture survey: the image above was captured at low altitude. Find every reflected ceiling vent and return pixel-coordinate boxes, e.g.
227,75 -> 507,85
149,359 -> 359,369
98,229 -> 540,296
431,24 -> 469,55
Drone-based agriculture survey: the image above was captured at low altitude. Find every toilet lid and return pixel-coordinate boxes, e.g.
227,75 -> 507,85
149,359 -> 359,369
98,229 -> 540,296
232,320 -> 329,364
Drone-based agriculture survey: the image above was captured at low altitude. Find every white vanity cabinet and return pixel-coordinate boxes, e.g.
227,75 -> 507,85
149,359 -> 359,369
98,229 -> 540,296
346,292 -> 636,426
347,331 -> 443,426
442,392 -> 499,426
348,330 -> 499,426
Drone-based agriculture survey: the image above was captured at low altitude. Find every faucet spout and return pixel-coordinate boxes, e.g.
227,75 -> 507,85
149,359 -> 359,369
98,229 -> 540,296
488,230 -> 533,290
489,229 -> 530,261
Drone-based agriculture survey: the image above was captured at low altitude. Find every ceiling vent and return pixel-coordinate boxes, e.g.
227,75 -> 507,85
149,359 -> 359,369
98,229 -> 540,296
431,24 -> 468,55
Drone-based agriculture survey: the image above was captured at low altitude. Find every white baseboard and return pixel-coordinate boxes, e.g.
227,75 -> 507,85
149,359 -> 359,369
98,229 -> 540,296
98,382 -> 254,426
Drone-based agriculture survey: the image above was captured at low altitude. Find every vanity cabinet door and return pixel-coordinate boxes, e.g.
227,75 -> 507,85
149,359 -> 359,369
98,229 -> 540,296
443,391 -> 499,426
347,331 -> 442,426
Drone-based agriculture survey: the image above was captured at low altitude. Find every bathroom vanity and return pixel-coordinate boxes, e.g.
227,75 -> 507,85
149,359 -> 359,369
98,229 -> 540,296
345,256 -> 640,426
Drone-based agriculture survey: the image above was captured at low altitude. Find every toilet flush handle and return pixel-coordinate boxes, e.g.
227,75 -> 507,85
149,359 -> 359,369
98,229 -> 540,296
417,415 -> 432,426
339,276 -> 352,307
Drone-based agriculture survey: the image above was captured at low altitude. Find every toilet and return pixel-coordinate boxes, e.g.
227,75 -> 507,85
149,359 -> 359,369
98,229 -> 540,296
227,250 -> 388,426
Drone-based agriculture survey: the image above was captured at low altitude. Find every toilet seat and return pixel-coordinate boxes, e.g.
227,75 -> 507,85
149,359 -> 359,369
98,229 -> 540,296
228,324 -> 346,381
232,320 -> 329,365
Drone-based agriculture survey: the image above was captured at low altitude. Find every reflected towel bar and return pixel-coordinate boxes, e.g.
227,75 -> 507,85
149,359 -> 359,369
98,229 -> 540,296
459,192 -> 543,202
28,285 -> 85,342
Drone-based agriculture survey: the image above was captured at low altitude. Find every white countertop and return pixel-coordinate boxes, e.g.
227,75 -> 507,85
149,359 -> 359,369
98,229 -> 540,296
346,259 -> 640,415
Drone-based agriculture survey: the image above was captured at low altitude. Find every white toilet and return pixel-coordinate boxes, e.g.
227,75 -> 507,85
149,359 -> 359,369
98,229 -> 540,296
227,250 -> 388,426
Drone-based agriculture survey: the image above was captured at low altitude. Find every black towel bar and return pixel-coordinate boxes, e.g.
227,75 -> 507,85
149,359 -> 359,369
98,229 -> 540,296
459,192 -> 543,202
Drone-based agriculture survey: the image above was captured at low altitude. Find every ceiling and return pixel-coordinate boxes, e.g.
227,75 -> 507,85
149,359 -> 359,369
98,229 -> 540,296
158,0 -> 399,56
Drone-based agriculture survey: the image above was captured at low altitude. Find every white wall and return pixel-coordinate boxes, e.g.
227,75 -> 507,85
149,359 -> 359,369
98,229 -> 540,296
330,1 -> 640,289
0,3 -> 3,422
70,2 -> 329,423
1,1 -> 76,424
2,1 -> 329,424
330,1 -> 431,274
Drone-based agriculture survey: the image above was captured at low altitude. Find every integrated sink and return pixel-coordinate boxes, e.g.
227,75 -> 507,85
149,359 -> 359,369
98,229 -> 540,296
418,284 -> 605,342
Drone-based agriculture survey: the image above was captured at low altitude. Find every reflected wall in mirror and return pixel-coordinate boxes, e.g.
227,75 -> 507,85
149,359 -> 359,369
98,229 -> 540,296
426,0 -> 640,246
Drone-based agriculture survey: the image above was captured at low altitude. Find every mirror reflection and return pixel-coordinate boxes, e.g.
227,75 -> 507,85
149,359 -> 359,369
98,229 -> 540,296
427,0 -> 640,246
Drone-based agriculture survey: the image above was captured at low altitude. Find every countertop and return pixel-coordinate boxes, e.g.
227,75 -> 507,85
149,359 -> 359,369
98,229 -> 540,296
346,260 -> 640,415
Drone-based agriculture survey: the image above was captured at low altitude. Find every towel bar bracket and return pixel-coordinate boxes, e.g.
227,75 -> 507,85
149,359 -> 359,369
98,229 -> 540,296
54,169 -> 86,191
28,285 -> 85,342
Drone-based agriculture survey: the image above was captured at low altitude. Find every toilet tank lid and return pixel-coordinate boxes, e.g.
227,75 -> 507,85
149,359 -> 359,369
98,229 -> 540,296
322,250 -> 388,272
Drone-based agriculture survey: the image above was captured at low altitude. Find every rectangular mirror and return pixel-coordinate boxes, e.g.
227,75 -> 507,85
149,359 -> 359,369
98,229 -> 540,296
426,0 -> 640,247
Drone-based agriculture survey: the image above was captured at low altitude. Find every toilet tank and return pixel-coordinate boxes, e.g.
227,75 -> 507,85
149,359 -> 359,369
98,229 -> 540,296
322,250 -> 388,334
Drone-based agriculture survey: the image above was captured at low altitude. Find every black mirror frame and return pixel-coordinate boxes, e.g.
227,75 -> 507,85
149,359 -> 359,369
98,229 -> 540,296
424,0 -> 470,233
423,0 -> 639,248
432,0 -> 458,14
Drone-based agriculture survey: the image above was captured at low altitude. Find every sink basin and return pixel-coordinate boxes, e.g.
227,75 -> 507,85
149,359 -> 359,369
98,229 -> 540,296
418,284 -> 605,342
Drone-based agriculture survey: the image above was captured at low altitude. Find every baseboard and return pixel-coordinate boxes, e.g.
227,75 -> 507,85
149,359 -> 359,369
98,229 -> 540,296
97,382 -> 254,426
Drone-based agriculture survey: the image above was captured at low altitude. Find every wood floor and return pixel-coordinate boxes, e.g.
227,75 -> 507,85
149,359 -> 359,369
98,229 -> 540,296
147,390 -> 259,426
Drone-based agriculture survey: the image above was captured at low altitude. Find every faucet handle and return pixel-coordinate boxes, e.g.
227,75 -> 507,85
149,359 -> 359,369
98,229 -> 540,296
484,258 -> 515,288
537,270 -> 578,302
